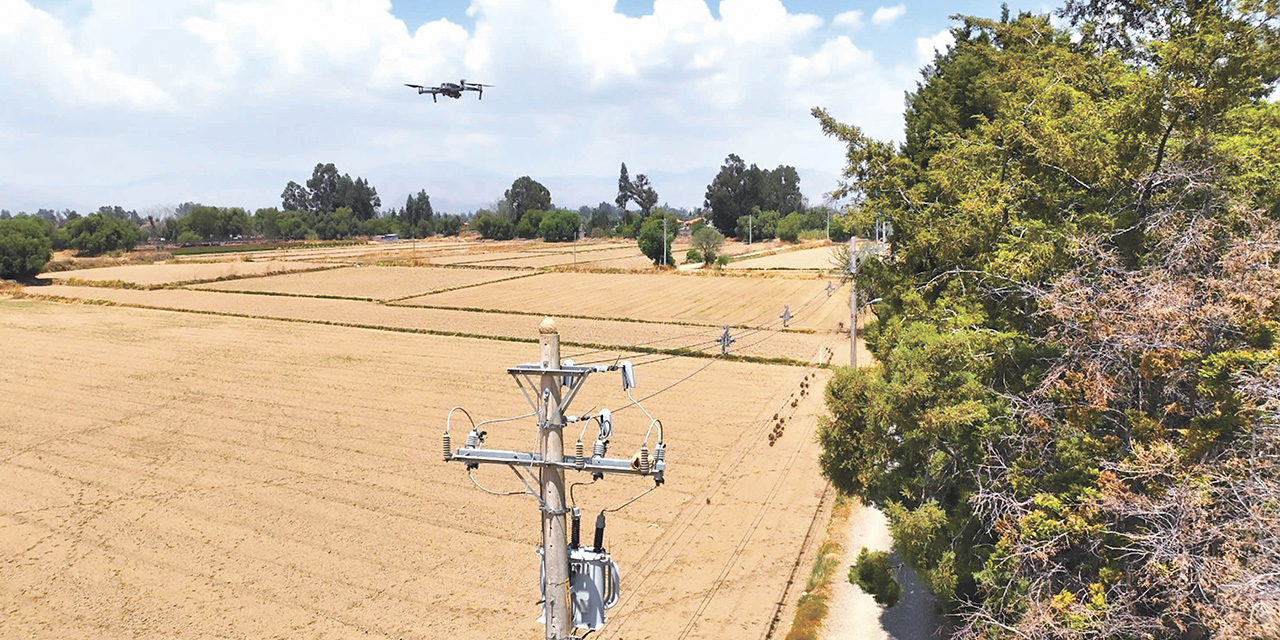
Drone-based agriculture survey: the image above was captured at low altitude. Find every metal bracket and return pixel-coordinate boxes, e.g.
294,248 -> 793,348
448,447 -> 666,478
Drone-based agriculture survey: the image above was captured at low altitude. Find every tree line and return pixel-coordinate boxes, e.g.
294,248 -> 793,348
817,1 -> 1280,637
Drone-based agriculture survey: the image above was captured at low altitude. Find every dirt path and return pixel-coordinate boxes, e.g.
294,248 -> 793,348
822,502 -> 944,640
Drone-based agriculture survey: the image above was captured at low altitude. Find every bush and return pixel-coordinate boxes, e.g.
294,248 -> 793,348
850,548 -> 901,607
539,209 -> 580,242
473,211 -> 515,240
691,226 -> 724,265
175,231 -> 202,245
435,215 -> 463,236
66,213 -> 140,256
514,209 -> 545,239
776,211 -> 804,243
637,215 -> 675,265
685,248 -> 703,263
0,216 -> 53,279
590,227 -> 610,239
715,254 -> 730,267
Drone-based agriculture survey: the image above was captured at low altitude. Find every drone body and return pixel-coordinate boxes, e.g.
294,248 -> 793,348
404,79 -> 493,103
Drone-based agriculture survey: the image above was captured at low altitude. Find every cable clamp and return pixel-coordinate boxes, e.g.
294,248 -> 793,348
541,506 -> 570,516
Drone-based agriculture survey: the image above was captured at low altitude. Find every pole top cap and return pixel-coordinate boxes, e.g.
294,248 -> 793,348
539,317 -> 558,334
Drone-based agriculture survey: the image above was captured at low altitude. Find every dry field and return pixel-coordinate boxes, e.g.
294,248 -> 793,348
399,271 -> 850,332
196,266 -> 533,301
728,245 -> 842,270
27,284 -> 851,365
3,237 -> 873,639
0,299 -> 832,639
37,260 -> 332,286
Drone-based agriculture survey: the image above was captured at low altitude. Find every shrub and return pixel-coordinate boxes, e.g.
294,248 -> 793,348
435,214 -> 463,236
685,248 -> 703,264
691,225 -> 724,265
637,215 -> 675,265
850,547 -> 901,607
0,216 -> 53,279
538,209 -> 579,242
66,213 -> 140,256
776,211 -> 804,243
473,211 -> 515,240
715,254 -> 730,267
176,231 -> 202,245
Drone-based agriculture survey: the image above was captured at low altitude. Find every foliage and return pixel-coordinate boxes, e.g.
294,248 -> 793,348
637,212 -> 676,266
0,216 -> 53,279
814,3 -> 1280,638
505,176 -> 552,220
280,163 -> 381,219
776,211 -> 803,243
690,225 -> 724,265
66,213 -> 140,255
514,209 -> 545,239
850,548 -> 902,607
400,190 -> 434,228
704,154 -> 805,237
472,210 -> 515,240
685,248 -> 702,263
538,209 -> 579,242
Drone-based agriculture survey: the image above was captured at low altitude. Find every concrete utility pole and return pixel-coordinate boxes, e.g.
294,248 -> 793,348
849,237 -> 858,369
663,217 -> 668,267
442,319 -> 667,639
748,214 -> 753,246
539,319 -> 571,639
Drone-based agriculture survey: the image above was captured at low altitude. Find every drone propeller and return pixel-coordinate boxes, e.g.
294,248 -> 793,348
404,83 -> 425,89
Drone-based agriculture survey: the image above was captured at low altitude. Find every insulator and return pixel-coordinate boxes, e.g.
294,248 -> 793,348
594,512 -> 606,552
442,432 -> 451,461
593,438 -> 607,458
466,430 -> 480,448
639,445 -> 650,474
654,443 -> 665,464
575,440 -> 585,468
571,507 -> 581,548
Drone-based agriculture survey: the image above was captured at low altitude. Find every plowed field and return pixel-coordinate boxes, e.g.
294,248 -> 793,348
0,299 -> 832,639
197,266 -> 533,301
399,271 -> 848,331
37,260 -> 331,286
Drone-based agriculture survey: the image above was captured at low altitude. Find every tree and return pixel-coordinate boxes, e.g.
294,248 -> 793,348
514,209 -> 545,239
689,225 -> 724,265
850,548 -> 901,607
538,209 -> 579,242
0,216 -> 53,280
775,211 -> 803,243
505,176 -> 552,220
306,163 -> 343,213
636,212 -> 676,266
401,190 -> 434,228
704,154 -> 751,236
814,5 -> 1280,637
630,173 -> 659,216
472,210 -> 515,240
616,163 -> 631,212
281,181 -> 310,212
66,213 -> 140,255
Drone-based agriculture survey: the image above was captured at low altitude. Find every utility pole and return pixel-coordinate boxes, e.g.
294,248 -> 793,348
442,319 -> 667,638
539,320 -> 571,640
748,214 -> 753,246
662,217 -> 668,267
849,237 -> 857,369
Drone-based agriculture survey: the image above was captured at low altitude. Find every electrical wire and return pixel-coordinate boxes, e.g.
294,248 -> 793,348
602,484 -> 659,514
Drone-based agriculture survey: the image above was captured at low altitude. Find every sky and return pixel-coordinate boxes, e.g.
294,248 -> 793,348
0,0 -> 1044,216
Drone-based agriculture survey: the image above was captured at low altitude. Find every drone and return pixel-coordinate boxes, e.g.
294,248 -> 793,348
404,79 -> 493,103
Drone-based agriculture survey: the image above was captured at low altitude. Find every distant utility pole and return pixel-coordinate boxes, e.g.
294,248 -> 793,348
663,217 -> 668,267
748,214 -> 753,246
443,319 -> 666,639
849,237 -> 858,369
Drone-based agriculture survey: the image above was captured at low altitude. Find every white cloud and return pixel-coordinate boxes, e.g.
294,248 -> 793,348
0,0 -> 924,213
832,10 -> 863,30
915,28 -> 954,65
871,4 -> 906,26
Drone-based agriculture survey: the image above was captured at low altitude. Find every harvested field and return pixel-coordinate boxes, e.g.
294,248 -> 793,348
26,285 -> 850,365
424,245 -> 638,268
36,260 -> 331,286
0,299 -> 831,639
196,266 -> 532,301
728,244 -> 841,270
399,271 -> 849,332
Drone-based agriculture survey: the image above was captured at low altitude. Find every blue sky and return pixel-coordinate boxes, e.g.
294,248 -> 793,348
4,0 -> 1038,215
